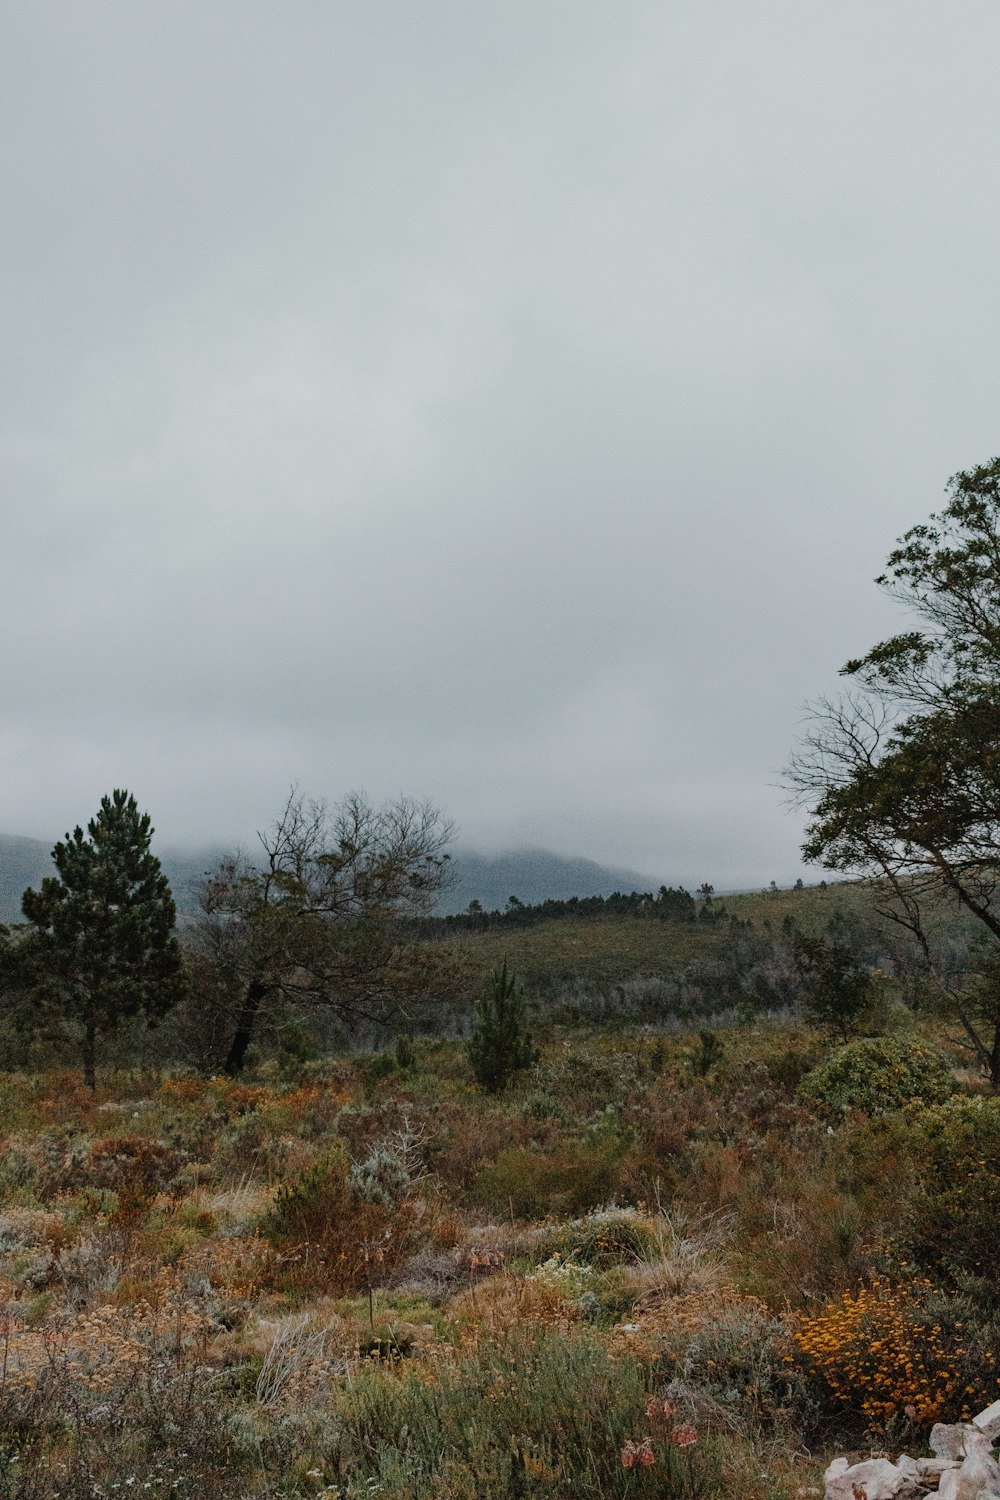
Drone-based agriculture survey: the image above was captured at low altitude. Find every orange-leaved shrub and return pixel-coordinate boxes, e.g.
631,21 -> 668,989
259,1146 -> 418,1295
792,1277 -> 998,1431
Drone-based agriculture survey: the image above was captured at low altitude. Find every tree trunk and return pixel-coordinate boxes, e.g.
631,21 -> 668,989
82,1022 -> 97,1092
224,978 -> 268,1076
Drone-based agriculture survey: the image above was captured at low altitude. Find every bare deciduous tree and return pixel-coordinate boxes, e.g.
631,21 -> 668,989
194,789 -> 464,1074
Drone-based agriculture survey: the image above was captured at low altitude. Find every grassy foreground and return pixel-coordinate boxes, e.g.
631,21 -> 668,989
0,984 -> 997,1498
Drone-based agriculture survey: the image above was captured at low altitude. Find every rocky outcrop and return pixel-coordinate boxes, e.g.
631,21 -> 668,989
824,1404 -> 1000,1500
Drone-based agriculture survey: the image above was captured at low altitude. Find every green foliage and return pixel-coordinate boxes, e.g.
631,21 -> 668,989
690,1029 -> 724,1076
537,1209 -> 654,1268
474,1131 -> 629,1218
790,459 -> 1000,1085
467,959 -> 537,1092
328,1325 -> 720,1499
349,1146 -> 410,1209
903,1096 -> 1000,1302
671,1302 -> 815,1435
394,1033 -> 416,1070
797,1036 -> 954,1119
15,790 -> 184,1087
361,1050 -> 396,1095
275,1019 -> 319,1077
260,1146 -> 351,1245
790,932 -> 878,1041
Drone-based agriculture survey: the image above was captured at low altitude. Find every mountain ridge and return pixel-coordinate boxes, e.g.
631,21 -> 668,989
0,833 -> 664,925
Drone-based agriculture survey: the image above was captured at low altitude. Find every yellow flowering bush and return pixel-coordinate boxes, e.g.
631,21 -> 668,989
793,1277 -> 997,1430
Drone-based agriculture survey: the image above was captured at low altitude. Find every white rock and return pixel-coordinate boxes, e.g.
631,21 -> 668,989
935,1449 -> 1000,1500
825,1459 -> 850,1482
973,1402 -> 1000,1445
932,1427 -> 974,1460
825,1458 -> 902,1500
919,1460 -> 962,1476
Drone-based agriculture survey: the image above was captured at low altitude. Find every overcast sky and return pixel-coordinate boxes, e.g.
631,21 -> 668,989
3,1 -> 1000,888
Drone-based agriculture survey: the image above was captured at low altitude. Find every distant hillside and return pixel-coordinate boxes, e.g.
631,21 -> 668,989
0,834 -> 662,925
0,836 -> 55,924
0,835 -> 224,924
440,847 -> 661,915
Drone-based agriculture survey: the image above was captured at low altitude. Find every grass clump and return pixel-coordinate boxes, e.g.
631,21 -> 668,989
326,1324 -> 722,1498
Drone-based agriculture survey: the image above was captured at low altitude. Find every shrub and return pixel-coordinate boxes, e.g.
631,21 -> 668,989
87,1135 -> 187,1194
425,1101 -> 533,1193
527,1252 -> 595,1300
260,1147 -> 352,1246
349,1147 -> 410,1209
538,1209 -> 654,1268
362,1052 -> 396,1096
260,1146 -> 418,1295
797,1036 -> 954,1118
792,1277 -> 998,1432
674,1300 -> 814,1435
394,1034 -> 416,1071
690,1030 -> 724,1077
902,1096 -> 1000,1302
474,1132 -> 630,1218
536,1049 -> 632,1115
790,933 -> 879,1040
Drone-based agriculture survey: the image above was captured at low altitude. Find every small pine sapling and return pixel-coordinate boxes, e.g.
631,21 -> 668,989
467,959 -> 537,1092
691,1028 -> 724,1076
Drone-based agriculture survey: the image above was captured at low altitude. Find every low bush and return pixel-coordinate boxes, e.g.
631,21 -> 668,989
537,1209 -> 654,1267
902,1096 -> 1000,1303
796,1037 -> 954,1118
672,1300 -> 815,1436
349,1147 -> 410,1209
260,1146 -> 418,1295
473,1132 -> 631,1218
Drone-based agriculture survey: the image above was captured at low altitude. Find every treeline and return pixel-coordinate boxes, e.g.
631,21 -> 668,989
0,787 -> 470,1088
431,884 -> 727,931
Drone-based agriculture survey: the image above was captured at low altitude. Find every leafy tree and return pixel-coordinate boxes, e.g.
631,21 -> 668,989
788,458 -> 1000,1085
14,790 -> 184,1088
196,789 -> 464,1075
789,931 -> 877,1041
467,959 -> 537,1091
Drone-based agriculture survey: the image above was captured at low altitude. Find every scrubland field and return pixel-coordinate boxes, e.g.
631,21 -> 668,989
0,885 -> 998,1499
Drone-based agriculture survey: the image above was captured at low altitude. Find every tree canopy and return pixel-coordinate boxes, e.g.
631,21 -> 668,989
13,790 -> 184,1087
788,459 -> 1000,1084
196,789 -> 465,1074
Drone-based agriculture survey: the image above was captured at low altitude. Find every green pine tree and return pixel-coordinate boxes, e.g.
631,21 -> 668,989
467,959 -> 536,1092
19,789 -> 185,1087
